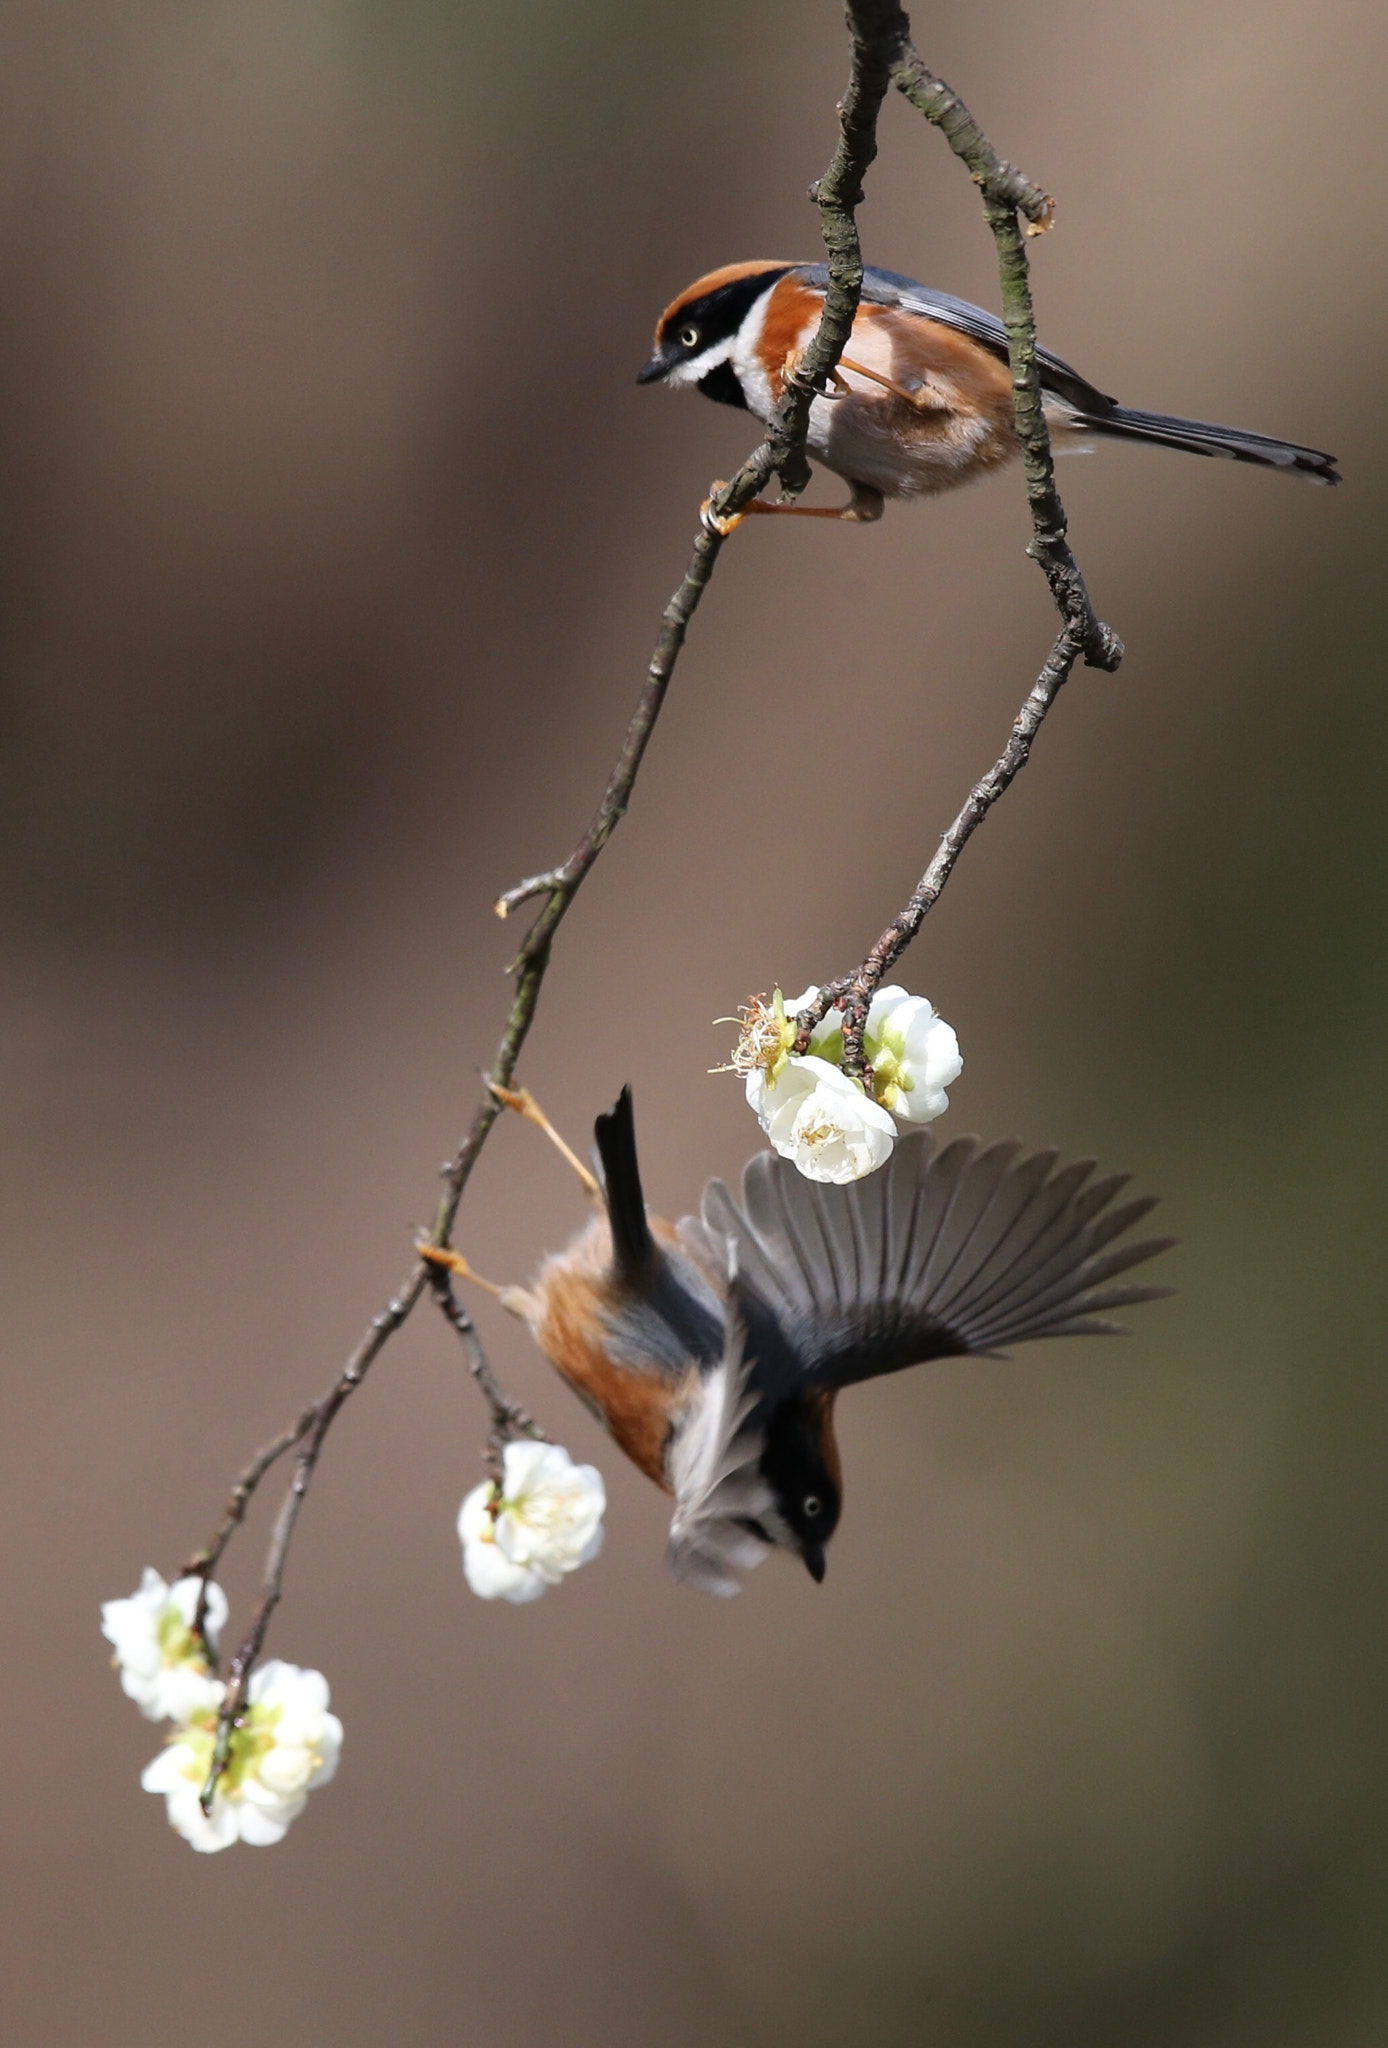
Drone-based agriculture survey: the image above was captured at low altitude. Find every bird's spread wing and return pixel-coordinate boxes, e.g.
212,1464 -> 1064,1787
665,1285 -> 776,1598
686,1131 -> 1174,1396
800,263 -> 1116,415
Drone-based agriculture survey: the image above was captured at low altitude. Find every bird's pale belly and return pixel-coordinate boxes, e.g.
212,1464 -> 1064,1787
805,386 -> 1018,498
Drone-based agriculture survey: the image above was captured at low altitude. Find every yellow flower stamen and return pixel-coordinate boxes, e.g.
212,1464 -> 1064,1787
712,990 -> 798,1081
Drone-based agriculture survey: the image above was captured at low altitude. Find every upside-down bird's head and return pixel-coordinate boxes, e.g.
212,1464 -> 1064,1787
754,1391 -> 843,1582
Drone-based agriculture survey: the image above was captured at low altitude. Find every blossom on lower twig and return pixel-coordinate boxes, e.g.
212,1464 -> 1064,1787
100,1567 -> 228,1723
458,1440 -> 605,1603
141,1659 -> 343,1853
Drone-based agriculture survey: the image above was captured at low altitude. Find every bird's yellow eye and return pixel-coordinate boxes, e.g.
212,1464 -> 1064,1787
803,1495 -> 822,1517
680,325 -> 700,350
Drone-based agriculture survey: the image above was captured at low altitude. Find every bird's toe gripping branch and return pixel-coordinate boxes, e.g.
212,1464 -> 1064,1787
418,1238 -> 537,1325
701,479 -> 883,532
700,485 -> 748,537
486,1078 -> 601,1199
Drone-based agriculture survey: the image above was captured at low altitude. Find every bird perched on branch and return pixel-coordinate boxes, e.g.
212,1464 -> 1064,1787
425,1086 -> 1173,1596
638,262 -> 1340,524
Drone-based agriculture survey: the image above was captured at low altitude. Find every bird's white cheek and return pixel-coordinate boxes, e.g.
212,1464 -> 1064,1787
664,338 -> 734,390
730,281 -> 795,421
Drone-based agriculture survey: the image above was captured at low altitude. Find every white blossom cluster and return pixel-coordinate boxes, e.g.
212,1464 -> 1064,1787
734,983 -> 963,1183
101,1569 -> 341,1853
458,1441 -> 605,1603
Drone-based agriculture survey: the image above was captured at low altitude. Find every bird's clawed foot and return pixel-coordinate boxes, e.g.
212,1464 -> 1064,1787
487,1079 -> 602,1199
700,486 -> 749,536
418,1241 -> 504,1296
417,1240 -> 534,1321
701,479 -> 883,530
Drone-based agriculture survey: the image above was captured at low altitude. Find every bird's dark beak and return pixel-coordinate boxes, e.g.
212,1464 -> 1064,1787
803,1544 -> 826,1584
637,353 -> 668,385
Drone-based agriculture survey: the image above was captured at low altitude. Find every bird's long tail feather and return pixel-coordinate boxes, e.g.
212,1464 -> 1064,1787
594,1086 -> 655,1279
1070,403 -> 1339,483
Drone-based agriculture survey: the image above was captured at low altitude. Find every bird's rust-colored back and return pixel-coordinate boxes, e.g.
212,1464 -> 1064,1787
525,1215 -> 700,1490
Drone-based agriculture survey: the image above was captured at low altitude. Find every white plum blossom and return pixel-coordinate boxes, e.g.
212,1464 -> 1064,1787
862,985 -> 963,1123
100,1568 -> 228,1722
731,980 -> 963,1182
749,1052 -> 898,1185
141,1659 -> 342,1853
459,1440 -> 605,1603
737,985 -> 832,1121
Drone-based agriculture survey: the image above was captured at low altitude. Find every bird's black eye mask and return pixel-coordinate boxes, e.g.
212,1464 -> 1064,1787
758,1401 -> 842,1543
641,266 -> 794,384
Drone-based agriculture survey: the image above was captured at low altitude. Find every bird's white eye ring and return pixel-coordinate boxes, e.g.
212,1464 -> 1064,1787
803,1495 -> 822,1517
680,325 -> 700,350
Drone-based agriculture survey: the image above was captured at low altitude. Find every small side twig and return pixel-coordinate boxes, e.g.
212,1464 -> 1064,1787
425,1265 -> 548,1480
802,621 -> 1084,1066
198,1273 -> 419,1806
180,1404 -> 320,1642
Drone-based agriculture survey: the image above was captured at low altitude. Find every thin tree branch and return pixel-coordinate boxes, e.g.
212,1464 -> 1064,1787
197,520 -> 736,1809
795,24 -> 1123,1075
890,48 -> 1055,228
181,1404 -> 319,1636
890,38 -> 1122,673
704,0 -> 903,525
196,1271 -> 543,1806
197,1271 -> 420,1803
803,622 -> 1084,1058
425,1266 -> 548,1477
190,2 -> 902,1801
187,1 -> 1121,1806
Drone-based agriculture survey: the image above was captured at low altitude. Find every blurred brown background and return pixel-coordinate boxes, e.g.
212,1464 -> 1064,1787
1,2 -> 1384,2042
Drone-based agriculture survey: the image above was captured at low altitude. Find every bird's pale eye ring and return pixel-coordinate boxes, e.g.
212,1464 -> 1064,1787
680,325 -> 700,350
803,1495 -> 822,1517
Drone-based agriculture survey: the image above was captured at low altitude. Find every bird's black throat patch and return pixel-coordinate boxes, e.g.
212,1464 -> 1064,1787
696,360 -> 748,410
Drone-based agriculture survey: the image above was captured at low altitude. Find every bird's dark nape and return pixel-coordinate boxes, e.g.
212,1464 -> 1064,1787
594,1086 -> 655,1278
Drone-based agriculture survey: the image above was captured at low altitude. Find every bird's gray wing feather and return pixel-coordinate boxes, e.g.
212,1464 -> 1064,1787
693,1131 -> 1174,1392
799,263 -> 1115,413
664,1284 -> 776,1598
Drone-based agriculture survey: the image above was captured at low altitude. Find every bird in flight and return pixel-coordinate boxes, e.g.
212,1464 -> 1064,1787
425,1086 -> 1174,1595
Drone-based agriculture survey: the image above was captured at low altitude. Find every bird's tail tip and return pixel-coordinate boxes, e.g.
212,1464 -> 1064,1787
1078,403 -> 1340,484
